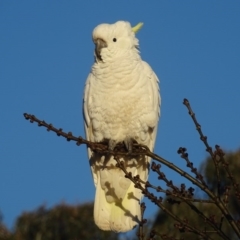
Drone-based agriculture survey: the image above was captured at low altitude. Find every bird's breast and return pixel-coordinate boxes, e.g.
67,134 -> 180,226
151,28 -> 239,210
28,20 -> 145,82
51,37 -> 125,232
89,60 -> 151,143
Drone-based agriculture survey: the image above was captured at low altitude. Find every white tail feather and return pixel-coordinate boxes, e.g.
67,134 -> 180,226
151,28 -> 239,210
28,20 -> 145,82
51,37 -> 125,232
94,173 -> 141,232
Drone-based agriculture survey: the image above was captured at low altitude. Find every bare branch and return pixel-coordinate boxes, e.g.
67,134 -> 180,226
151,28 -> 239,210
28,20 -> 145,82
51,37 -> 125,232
183,98 -> 221,198
23,99 -> 240,239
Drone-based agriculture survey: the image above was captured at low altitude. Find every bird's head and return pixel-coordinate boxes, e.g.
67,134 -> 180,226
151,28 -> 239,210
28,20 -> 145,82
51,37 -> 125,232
92,21 -> 143,62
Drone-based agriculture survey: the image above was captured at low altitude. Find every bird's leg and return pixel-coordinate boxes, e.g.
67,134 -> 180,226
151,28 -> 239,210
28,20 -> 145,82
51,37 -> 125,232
101,154 -> 112,170
108,139 -> 117,151
124,137 -> 133,153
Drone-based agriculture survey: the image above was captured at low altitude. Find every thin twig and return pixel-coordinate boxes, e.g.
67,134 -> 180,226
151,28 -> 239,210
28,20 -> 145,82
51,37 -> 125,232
115,157 -> 215,240
151,160 -> 230,239
183,98 -> 221,198
219,186 -> 230,230
177,147 -> 208,187
182,100 -> 240,237
23,112 -> 240,238
215,145 -> 240,202
137,202 -> 147,240
145,178 -> 214,204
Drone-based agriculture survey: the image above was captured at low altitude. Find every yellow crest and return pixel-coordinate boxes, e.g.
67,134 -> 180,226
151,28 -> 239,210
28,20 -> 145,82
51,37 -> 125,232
132,22 -> 143,33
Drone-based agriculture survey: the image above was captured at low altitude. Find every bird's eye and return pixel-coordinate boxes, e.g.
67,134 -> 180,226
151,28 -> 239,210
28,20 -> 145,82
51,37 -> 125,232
113,38 -> 117,42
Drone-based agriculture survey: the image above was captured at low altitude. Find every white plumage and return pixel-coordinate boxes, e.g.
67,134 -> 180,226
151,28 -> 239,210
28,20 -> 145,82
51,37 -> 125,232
83,21 -> 160,232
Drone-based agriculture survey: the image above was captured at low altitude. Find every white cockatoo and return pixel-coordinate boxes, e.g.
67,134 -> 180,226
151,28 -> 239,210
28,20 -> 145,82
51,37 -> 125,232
83,21 -> 160,232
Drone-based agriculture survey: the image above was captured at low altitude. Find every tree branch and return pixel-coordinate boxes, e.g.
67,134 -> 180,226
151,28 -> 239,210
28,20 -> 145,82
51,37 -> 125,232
23,101 -> 240,239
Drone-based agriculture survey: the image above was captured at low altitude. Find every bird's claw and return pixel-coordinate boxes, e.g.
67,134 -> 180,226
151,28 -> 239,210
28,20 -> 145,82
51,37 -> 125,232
108,139 -> 117,151
124,138 -> 133,153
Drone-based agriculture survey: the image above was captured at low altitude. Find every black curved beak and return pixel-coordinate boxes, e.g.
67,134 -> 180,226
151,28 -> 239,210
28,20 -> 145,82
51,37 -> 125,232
94,38 -> 107,61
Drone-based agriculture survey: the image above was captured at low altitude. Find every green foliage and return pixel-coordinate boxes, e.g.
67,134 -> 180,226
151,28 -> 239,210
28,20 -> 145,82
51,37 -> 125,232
152,200 -> 238,239
201,149 -> 240,218
151,149 -> 240,239
4,203 -> 118,240
0,223 -> 11,240
0,211 -> 11,240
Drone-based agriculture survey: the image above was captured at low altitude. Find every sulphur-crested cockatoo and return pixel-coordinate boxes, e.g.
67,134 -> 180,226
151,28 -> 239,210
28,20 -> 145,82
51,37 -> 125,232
83,21 -> 160,232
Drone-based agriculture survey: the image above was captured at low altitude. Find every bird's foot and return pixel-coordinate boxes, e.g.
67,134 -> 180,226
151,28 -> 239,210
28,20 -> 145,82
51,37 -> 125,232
124,138 -> 133,153
108,139 -> 117,151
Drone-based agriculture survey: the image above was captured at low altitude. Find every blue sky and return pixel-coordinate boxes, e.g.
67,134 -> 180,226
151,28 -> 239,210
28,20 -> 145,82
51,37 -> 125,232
1,1 -> 240,234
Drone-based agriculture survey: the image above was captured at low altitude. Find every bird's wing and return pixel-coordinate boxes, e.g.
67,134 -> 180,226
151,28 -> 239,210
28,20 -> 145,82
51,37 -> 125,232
83,72 -> 98,186
145,61 -> 160,145
137,61 -> 160,181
